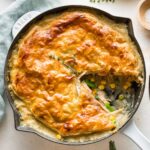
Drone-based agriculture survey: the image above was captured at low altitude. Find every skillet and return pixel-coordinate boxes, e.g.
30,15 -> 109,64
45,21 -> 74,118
4,5 -> 148,148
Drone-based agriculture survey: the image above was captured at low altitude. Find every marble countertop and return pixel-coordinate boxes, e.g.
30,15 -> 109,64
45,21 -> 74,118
0,0 -> 150,150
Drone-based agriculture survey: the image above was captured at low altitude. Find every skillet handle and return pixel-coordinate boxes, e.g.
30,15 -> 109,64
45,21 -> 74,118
12,11 -> 40,38
122,119 -> 150,150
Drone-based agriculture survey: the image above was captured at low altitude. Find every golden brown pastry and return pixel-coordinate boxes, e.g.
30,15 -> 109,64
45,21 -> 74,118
9,10 -> 142,137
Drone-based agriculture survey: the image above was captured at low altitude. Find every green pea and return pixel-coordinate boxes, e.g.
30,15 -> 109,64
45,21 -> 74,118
105,103 -> 115,112
84,79 -> 97,89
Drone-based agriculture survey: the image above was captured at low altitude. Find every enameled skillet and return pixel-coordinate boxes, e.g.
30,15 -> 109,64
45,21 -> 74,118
4,5 -> 150,149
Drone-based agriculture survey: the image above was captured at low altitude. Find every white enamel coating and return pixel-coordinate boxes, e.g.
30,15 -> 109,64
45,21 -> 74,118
122,120 -> 150,150
12,11 -> 40,38
12,11 -> 150,149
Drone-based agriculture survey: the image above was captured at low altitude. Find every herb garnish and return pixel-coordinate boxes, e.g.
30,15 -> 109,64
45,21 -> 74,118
109,140 -> 117,150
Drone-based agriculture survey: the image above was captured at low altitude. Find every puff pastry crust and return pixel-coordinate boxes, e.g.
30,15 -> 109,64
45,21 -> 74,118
9,10 -> 142,137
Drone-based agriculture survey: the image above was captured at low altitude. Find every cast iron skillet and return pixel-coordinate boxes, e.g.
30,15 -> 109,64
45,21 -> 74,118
4,5 -> 146,145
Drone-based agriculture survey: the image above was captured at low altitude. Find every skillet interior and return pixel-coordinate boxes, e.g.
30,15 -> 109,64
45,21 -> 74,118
4,5 -> 146,145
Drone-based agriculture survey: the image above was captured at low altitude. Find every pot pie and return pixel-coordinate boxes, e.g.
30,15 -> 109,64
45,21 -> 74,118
8,9 -> 143,140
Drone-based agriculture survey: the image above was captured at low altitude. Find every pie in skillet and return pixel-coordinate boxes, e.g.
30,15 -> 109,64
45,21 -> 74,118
9,9 -> 143,139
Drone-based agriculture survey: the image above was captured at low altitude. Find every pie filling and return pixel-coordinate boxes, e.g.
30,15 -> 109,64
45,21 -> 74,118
8,9 -> 143,140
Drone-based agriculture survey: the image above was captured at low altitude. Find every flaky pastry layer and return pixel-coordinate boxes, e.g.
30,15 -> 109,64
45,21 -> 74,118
9,10 -> 142,137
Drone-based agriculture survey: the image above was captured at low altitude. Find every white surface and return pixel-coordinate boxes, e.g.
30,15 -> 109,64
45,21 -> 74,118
0,0 -> 14,13
1,0 -> 150,150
